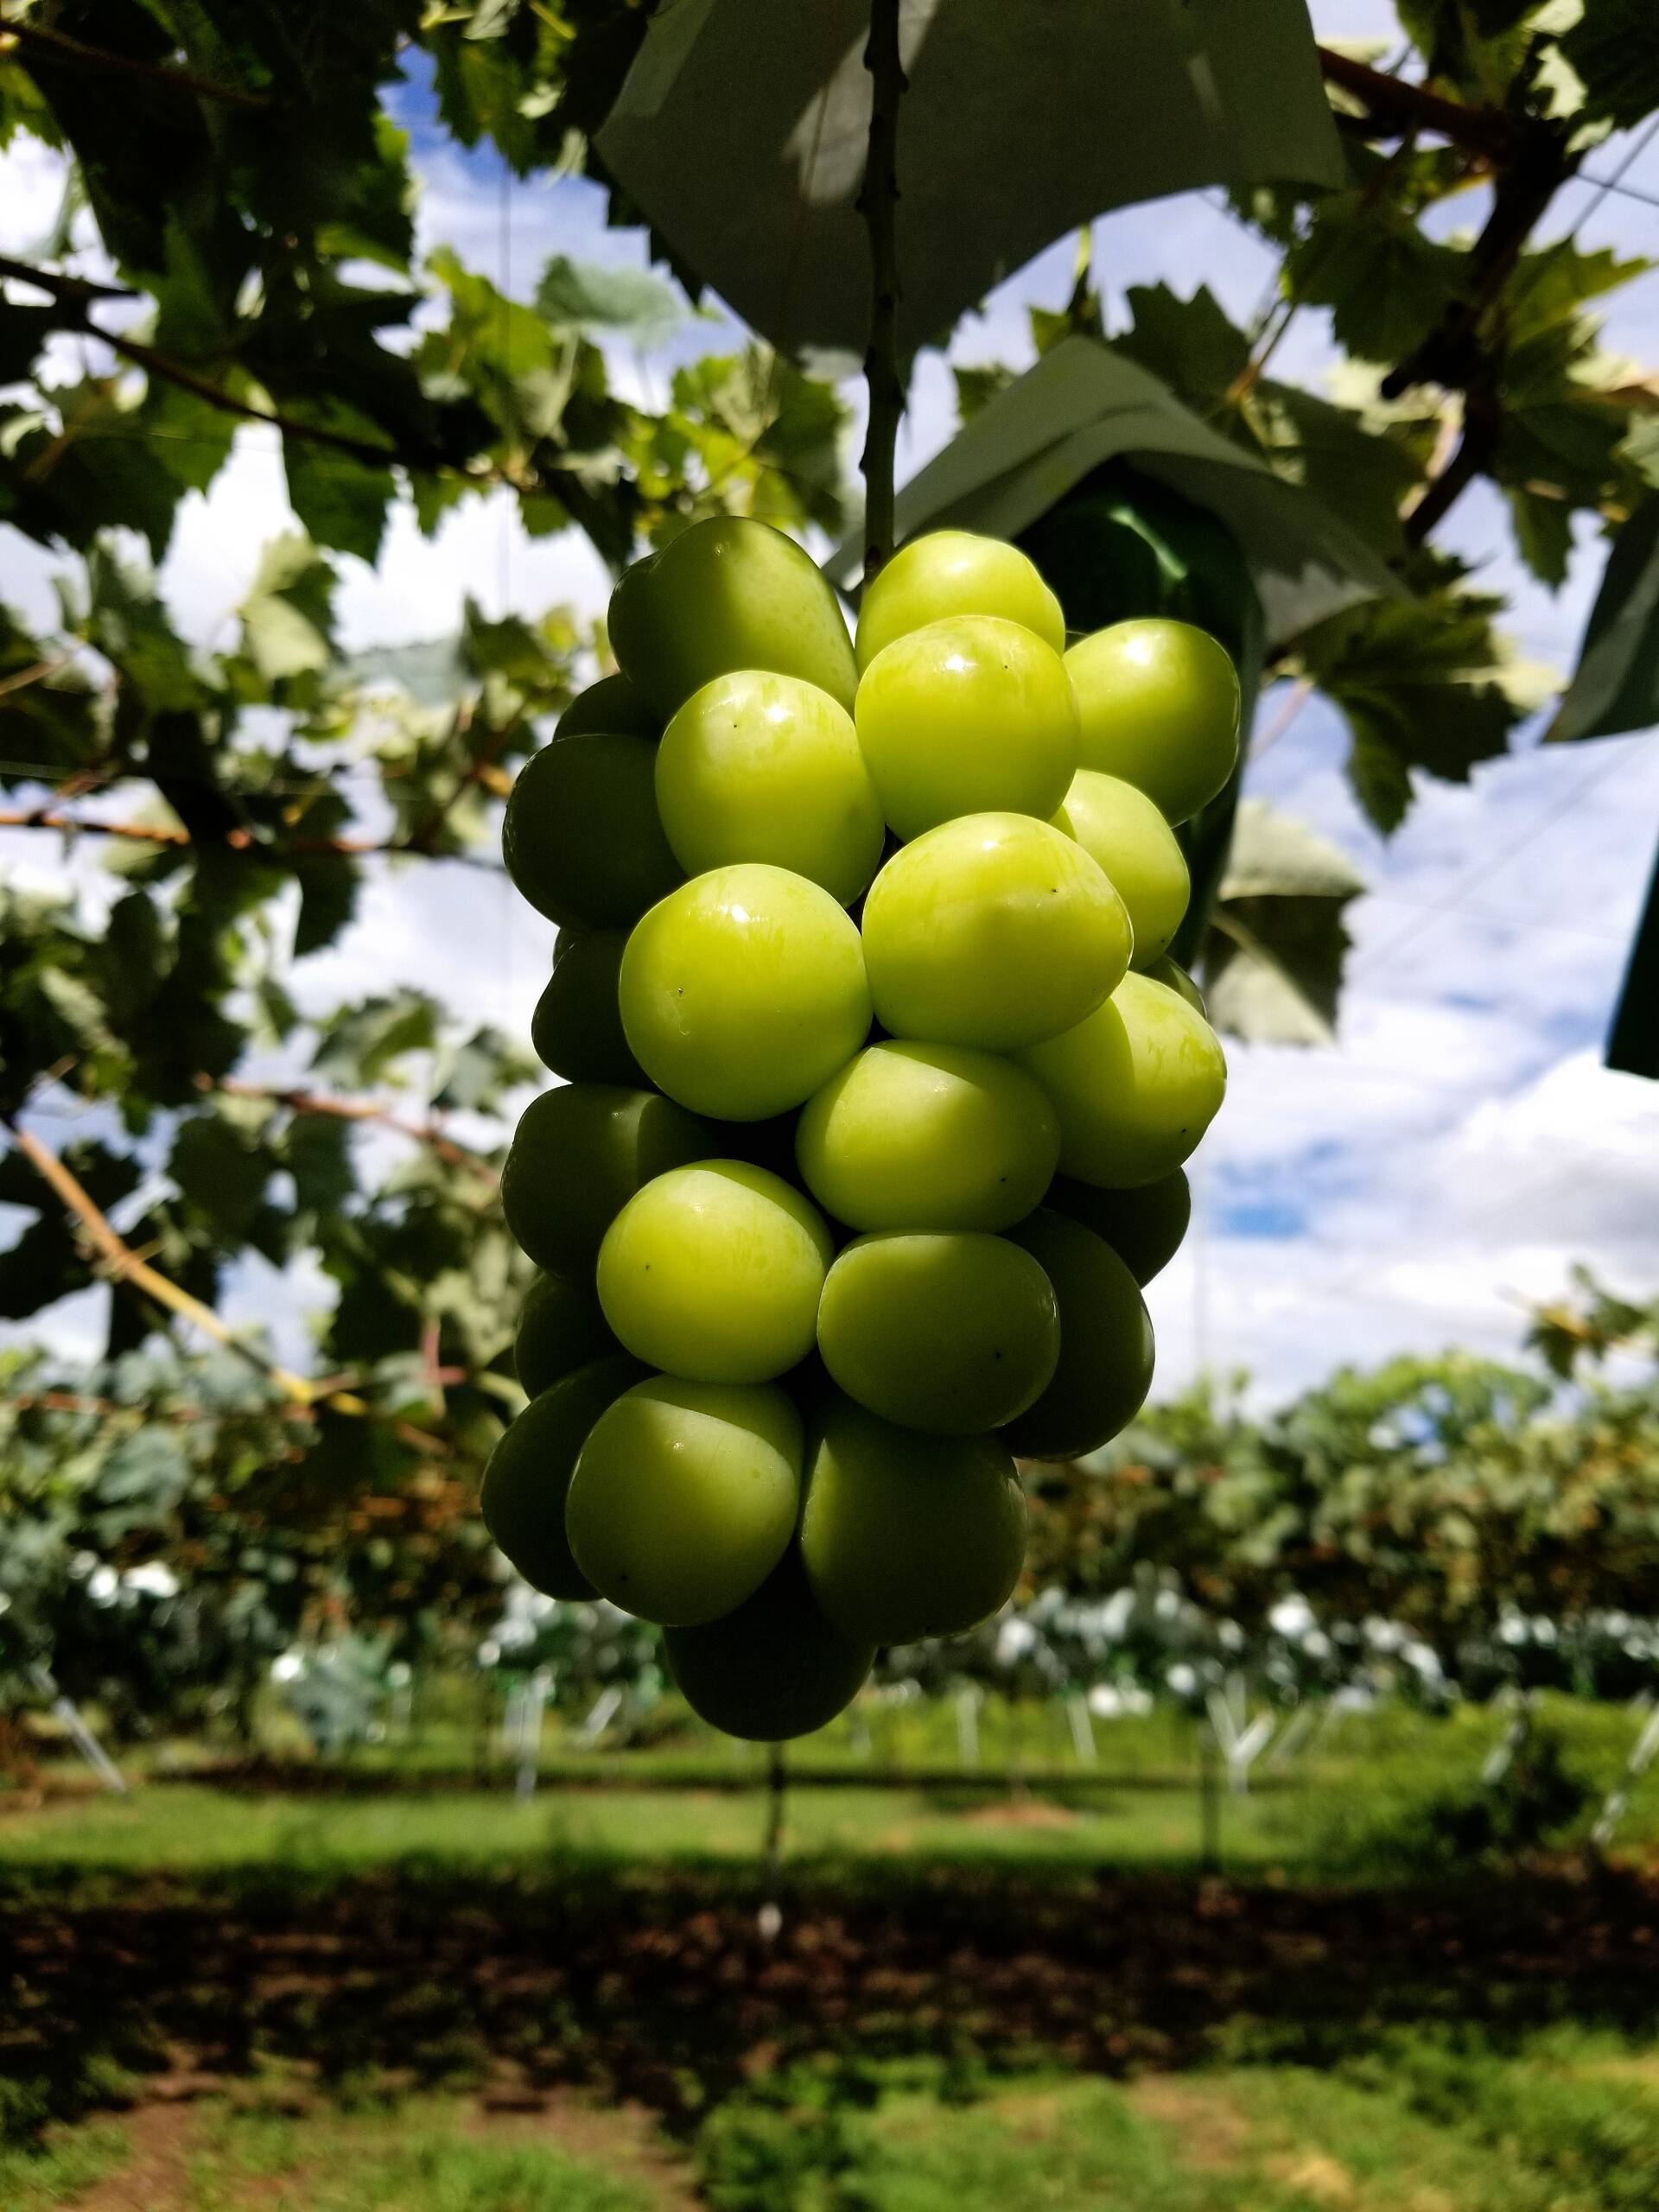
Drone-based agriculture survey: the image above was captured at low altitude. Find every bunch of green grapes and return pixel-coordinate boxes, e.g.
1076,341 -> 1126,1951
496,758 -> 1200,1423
486,518 -> 1236,1742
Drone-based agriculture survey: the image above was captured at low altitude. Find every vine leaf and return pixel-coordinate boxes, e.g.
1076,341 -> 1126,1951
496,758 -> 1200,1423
237,535 -> 339,687
536,255 -> 686,348
1286,563 -> 1551,834
1201,801 -> 1366,1046
830,334 -> 1395,646
1548,496 -> 1659,744
596,0 -> 1343,359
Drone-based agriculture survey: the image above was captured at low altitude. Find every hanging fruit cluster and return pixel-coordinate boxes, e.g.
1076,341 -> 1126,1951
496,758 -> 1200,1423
486,518 -> 1236,1741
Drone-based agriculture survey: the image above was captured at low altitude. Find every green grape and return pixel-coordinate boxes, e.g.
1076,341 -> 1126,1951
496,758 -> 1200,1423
480,1355 -> 642,1598
566,1376 -> 802,1625
1147,954 -> 1206,1015
620,863 -> 871,1120
855,615 -> 1078,841
531,931 -> 642,1085
597,1160 -> 833,1383
800,1395 -> 1026,1644
1002,1211 -> 1154,1459
655,671 -> 884,904
514,1269 -> 619,1396
1047,1169 -> 1191,1287
817,1231 -> 1059,1433
1019,972 -> 1226,1187
555,671 -> 658,741
501,1083 -> 715,1274
608,516 -> 857,719
1065,620 -> 1240,825
855,531 -> 1066,667
664,1548 -> 874,1741
1052,768 -> 1190,969
796,1040 -> 1059,1233
502,733 -> 682,930
860,812 -> 1130,1052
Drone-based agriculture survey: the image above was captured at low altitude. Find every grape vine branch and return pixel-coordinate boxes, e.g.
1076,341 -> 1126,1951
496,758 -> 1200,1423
0,1113 -> 330,1406
857,0 -> 906,582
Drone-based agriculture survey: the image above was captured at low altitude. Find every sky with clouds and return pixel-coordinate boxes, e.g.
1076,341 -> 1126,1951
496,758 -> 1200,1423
2,0 -> 1657,1405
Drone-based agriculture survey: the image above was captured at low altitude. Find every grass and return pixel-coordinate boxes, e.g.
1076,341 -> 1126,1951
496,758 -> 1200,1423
97,1682 -> 1659,1796
0,1776 -> 1272,1879
0,2091 -> 677,2211
698,2030 -> 1659,2211
7,1688 -> 1659,1885
11,2041 -> 1659,2212
0,2119 -> 128,2211
187,2096 -> 662,2211
9,1696 -> 1659,2206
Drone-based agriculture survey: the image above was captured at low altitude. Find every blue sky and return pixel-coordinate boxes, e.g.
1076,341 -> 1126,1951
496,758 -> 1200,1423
1,0 -> 1656,1403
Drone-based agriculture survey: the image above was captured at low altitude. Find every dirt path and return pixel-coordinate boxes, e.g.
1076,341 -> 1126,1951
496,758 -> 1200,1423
60,2096 -> 208,2212
470,2093 -> 702,2211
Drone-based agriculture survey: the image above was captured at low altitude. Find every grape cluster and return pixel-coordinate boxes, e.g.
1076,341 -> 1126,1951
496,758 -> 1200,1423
486,519 -> 1236,1741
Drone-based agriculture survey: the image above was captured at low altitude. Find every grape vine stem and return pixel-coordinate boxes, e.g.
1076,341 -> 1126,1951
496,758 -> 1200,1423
0,804 -> 506,871
1,1114 -> 340,1407
201,1075 -> 499,1178
0,1115 -> 454,1449
0,18 -> 274,111
857,0 -> 906,581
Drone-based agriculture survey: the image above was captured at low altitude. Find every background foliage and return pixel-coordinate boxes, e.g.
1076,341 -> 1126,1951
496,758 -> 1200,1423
1,0 -> 1657,1713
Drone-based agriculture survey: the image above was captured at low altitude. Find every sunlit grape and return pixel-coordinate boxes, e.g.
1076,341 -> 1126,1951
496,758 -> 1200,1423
1052,768 -> 1190,968
796,1040 -> 1059,1232
855,615 -> 1078,840
1065,619 -> 1239,824
656,671 -> 883,903
855,530 -> 1065,666
609,516 -> 857,719
817,1231 -> 1058,1433
597,1160 -> 832,1382
1019,972 -> 1226,1186
860,812 -> 1129,1052
566,1376 -> 802,1625
620,863 -> 871,1120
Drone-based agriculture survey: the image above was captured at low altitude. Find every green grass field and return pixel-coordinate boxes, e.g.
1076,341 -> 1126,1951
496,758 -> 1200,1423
10,1690 -> 1659,1882
6,1696 -> 1659,2208
8,2035 -> 1659,2211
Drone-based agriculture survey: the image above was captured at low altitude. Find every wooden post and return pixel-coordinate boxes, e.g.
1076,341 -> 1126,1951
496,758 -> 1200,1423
1199,1715 -> 1223,1875
759,1741 -> 787,1942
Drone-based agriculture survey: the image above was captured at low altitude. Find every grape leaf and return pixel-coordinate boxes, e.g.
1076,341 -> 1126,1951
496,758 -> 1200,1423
283,440 -> 392,566
1287,568 -> 1541,832
1548,495 -> 1659,742
237,535 -> 339,685
1560,0 -> 1659,126
955,364 -> 1014,423
536,255 -> 685,348
1285,200 -> 1464,367
1201,802 -> 1366,1047
313,994 -> 441,1089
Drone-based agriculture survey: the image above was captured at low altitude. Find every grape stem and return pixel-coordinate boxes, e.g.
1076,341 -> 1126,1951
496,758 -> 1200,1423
857,0 -> 906,582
